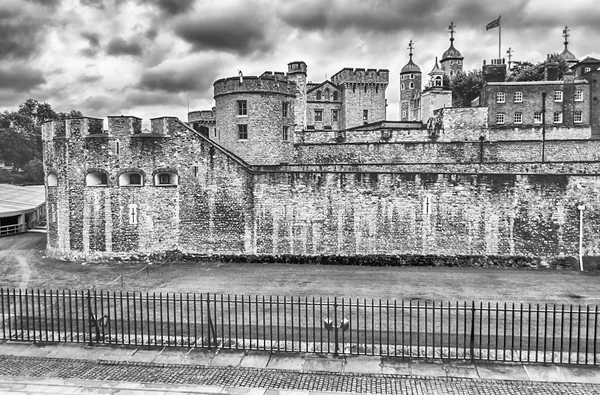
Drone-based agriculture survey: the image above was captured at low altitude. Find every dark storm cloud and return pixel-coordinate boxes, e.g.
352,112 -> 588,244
277,0 -> 445,33
148,0 -> 196,15
106,37 -> 143,56
174,6 -> 273,55
80,0 -> 106,9
0,64 -> 46,91
80,32 -> 101,57
0,3 -> 51,59
137,58 -> 222,93
125,90 -> 186,107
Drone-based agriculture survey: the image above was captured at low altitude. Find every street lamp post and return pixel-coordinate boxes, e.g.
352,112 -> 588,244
541,92 -> 547,163
577,204 -> 585,271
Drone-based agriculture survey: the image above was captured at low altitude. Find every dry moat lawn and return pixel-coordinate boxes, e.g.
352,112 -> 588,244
0,232 -> 598,305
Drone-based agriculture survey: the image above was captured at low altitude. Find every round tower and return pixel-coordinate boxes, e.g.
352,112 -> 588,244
287,61 -> 307,135
214,72 -> 297,165
400,40 -> 422,122
440,21 -> 464,79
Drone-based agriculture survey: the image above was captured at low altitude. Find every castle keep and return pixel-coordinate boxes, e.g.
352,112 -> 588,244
43,28 -> 600,263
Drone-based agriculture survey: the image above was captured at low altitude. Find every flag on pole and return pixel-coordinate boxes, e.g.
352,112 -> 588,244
486,16 -> 500,30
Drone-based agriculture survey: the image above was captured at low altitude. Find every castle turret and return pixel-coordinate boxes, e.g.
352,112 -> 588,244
330,67 -> 388,129
421,58 -> 452,122
287,61 -> 308,136
440,21 -> 464,79
213,72 -> 297,165
399,40 -> 422,122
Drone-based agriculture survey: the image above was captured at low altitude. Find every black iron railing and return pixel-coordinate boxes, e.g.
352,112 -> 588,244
0,288 -> 598,365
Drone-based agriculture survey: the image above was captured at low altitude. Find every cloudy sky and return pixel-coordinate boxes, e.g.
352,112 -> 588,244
1,0 -> 597,124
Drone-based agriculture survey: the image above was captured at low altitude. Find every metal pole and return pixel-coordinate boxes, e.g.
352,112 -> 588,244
578,205 -> 585,271
498,16 -> 501,60
541,92 -> 546,162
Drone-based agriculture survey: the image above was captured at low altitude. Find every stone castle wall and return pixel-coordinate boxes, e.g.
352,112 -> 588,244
43,116 -> 600,261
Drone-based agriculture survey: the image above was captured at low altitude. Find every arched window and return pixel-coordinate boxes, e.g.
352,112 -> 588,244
409,82 -> 414,89
450,70 -> 454,76
47,172 -> 58,187
154,171 -> 178,186
86,171 -> 108,186
401,83 -> 405,90
324,88 -> 330,101
435,77 -> 442,87
316,91 -> 322,100
119,171 -> 144,186
333,91 -> 339,101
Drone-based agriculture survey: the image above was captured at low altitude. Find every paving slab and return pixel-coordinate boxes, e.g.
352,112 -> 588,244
476,363 -> 529,381
185,348 -> 215,366
266,353 -> 305,371
138,383 -> 221,393
241,351 -> 271,368
380,357 -> 410,375
98,347 -> 137,362
128,348 -> 160,363
46,343 -> 87,359
209,350 -> 245,367
444,362 -> 479,379
409,361 -> 447,377
153,348 -> 189,364
344,356 -> 382,374
264,390 -> 310,395
558,366 -> 600,384
223,387 -> 267,394
303,356 -> 344,373
0,341 -> 32,356
523,364 -> 566,382
74,345 -> 111,360
18,343 -> 55,358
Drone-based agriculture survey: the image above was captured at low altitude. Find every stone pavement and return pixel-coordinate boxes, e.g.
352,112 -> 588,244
0,340 -> 599,394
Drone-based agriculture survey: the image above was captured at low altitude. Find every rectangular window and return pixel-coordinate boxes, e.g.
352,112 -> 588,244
128,204 -> 138,225
237,100 -> 247,116
315,110 -> 322,122
363,110 -> 368,121
496,92 -> 505,103
554,90 -> 563,102
533,112 -> 542,123
282,102 -> 289,117
553,112 -> 563,123
282,126 -> 290,141
514,112 -> 522,124
575,90 -> 583,101
574,111 -> 583,123
238,124 -> 248,140
514,92 -> 523,103
332,109 -> 339,122
496,113 -> 505,124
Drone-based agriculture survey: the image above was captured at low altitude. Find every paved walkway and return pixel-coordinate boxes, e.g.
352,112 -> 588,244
0,340 -> 599,394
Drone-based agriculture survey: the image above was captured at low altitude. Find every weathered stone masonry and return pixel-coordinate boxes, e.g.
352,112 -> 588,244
43,116 -> 600,262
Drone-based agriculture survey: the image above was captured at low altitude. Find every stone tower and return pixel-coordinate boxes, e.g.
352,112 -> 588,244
287,61 -> 308,135
400,40 -> 422,122
440,21 -> 464,79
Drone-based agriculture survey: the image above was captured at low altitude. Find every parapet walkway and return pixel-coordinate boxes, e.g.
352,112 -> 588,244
0,340 -> 599,394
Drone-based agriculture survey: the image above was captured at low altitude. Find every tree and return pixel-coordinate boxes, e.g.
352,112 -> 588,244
0,99 -> 81,184
507,54 -> 571,82
450,70 -> 483,107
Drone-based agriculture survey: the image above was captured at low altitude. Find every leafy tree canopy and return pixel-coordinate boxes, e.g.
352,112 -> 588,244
507,54 -> 571,82
450,70 -> 483,107
0,99 -> 82,183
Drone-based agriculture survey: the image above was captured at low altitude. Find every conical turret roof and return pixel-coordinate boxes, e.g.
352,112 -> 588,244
401,59 -> 421,74
429,57 -> 444,75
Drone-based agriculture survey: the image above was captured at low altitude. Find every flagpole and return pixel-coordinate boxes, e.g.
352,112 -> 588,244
498,15 -> 501,59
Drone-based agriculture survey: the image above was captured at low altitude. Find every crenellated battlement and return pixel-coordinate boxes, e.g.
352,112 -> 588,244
42,116 -> 181,141
214,75 -> 297,98
330,67 -> 390,86
188,109 -> 215,122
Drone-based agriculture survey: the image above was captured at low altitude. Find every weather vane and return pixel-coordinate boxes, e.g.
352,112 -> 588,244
408,39 -> 414,59
448,21 -> 456,42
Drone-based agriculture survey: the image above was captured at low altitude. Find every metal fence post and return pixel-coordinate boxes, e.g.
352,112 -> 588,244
470,301 -> 476,361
